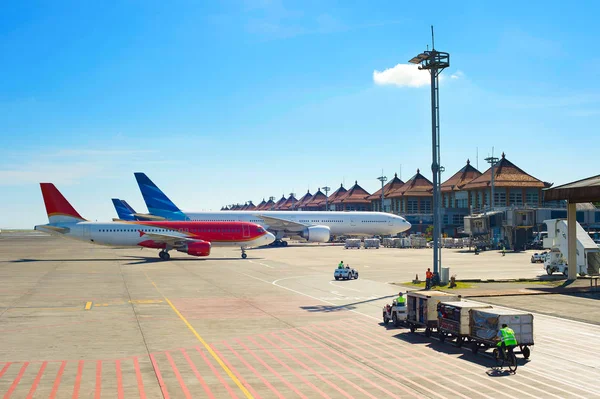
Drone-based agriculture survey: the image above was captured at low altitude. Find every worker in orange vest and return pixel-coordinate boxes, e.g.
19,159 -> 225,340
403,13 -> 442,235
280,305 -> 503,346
425,268 -> 433,290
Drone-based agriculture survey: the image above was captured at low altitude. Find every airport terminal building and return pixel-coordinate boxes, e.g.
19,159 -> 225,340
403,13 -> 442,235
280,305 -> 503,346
224,152 -> 600,247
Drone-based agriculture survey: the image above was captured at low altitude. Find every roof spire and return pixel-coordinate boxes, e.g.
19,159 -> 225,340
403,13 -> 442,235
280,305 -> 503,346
501,152 -> 506,159
394,173 -> 398,177
466,159 -> 470,165
355,180 -> 358,185
417,168 -> 420,174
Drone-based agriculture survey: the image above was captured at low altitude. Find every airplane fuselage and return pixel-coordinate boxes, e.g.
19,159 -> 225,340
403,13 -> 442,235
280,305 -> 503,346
35,221 -> 274,249
182,211 -> 411,236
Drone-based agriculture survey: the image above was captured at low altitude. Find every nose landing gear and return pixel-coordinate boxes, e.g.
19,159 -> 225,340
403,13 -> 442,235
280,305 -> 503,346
241,247 -> 247,259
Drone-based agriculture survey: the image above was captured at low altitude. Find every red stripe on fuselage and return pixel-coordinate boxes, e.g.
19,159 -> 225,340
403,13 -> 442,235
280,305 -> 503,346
116,221 -> 266,244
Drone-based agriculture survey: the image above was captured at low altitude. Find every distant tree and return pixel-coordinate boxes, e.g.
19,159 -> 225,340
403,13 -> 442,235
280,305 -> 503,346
425,225 -> 434,240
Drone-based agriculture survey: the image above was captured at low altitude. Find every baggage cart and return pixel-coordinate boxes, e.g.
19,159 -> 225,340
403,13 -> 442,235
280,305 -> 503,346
437,300 -> 492,347
364,238 -> 380,249
469,308 -> 534,359
344,239 -> 361,249
406,290 -> 461,336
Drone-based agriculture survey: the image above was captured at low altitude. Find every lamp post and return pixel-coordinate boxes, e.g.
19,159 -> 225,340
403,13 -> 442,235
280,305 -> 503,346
377,174 -> 387,212
323,186 -> 331,211
484,150 -> 499,211
409,27 -> 450,275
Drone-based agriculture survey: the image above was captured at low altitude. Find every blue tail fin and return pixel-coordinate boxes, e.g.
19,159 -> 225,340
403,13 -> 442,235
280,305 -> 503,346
120,200 -> 137,214
112,198 -> 136,221
134,173 -> 188,220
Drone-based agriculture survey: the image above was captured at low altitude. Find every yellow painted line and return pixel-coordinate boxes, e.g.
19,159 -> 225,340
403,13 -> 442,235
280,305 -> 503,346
84,301 -> 93,310
144,272 -> 254,399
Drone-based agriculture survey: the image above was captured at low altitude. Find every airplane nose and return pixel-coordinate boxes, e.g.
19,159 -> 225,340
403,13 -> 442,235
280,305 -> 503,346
264,232 -> 276,245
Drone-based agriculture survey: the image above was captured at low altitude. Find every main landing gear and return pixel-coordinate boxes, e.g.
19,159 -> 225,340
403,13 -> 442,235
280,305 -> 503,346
241,247 -> 247,259
270,240 -> 288,247
159,250 -> 171,261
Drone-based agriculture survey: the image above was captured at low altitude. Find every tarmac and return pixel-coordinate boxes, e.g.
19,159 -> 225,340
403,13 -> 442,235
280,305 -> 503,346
1,232 -> 599,398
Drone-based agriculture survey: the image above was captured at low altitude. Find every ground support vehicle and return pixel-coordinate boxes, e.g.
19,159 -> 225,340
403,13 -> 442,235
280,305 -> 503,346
543,218 -> 600,276
406,290 -> 460,337
344,239 -> 361,249
530,252 -> 547,263
437,301 -> 492,347
469,308 -> 534,359
334,267 -> 358,280
364,238 -> 380,249
382,303 -> 407,327
383,238 -> 397,248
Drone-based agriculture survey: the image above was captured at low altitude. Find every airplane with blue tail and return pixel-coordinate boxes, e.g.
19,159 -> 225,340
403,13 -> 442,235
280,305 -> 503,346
119,173 -> 412,247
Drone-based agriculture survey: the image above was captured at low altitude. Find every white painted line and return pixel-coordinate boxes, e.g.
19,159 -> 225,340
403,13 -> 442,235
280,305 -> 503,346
248,260 -> 274,269
235,271 -> 380,321
328,281 -> 362,292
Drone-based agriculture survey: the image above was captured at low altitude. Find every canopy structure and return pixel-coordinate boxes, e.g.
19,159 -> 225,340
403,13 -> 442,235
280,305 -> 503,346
543,175 -> 600,203
543,174 -> 600,280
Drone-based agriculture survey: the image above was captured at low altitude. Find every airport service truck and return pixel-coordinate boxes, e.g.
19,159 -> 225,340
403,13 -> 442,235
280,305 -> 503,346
542,219 -> 600,276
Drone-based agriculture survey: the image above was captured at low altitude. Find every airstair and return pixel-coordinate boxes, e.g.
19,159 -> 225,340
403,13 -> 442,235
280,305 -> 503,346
543,219 -> 600,276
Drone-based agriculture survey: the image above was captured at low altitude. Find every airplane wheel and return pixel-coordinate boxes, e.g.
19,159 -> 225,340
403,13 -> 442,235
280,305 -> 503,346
242,253 -> 247,259
283,240 -> 288,247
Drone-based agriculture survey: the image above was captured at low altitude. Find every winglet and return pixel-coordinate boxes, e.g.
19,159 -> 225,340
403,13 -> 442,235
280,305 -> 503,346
134,173 -> 187,220
40,183 -> 85,224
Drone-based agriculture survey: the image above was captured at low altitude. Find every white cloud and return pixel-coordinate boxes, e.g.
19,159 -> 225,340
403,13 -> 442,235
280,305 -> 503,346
373,64 -> 430,88
451,70 -> 465,79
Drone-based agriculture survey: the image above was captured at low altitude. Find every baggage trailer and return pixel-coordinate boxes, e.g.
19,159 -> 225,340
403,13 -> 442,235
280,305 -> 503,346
437,301 -> 492,347
406,290 -> 461,337
469,308 -> 534,359
344,239 -> 361,249
364,238 -> 380,249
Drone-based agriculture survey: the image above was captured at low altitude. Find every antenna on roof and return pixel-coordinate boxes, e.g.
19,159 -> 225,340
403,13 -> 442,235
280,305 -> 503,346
431,25 -> 435,49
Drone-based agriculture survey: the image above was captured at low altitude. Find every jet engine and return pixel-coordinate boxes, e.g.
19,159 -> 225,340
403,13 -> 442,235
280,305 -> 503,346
301,225 -> 331,243
177,241 -> 211,257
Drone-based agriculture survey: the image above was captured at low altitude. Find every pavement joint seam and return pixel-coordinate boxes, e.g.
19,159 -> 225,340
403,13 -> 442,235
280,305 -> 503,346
143,268 -> 254,399
118,262 -> 165,399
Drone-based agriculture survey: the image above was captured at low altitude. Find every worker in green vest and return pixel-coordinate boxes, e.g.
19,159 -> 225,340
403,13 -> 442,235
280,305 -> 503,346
338,261 -> 344,269
496,323 -> 518,359
395,292 -> 406,307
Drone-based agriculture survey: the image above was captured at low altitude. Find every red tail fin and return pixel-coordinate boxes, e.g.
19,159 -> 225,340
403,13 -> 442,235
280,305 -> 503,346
40,183 -> 85,223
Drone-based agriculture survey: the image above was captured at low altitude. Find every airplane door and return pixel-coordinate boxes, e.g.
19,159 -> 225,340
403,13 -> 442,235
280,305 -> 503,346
242,224 -> 250,238
350,218 -> 356,227
83,225 -> 91,240
389,217 -> 394,227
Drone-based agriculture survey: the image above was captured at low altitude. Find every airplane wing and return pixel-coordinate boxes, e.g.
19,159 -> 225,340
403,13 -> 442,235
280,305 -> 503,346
255,215 -> 307,232
133,213 -> 167,221
138,230 -> 198,247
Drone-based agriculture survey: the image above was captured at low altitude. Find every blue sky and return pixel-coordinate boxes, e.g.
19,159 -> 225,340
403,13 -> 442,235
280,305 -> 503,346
1,0 -> 599,228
